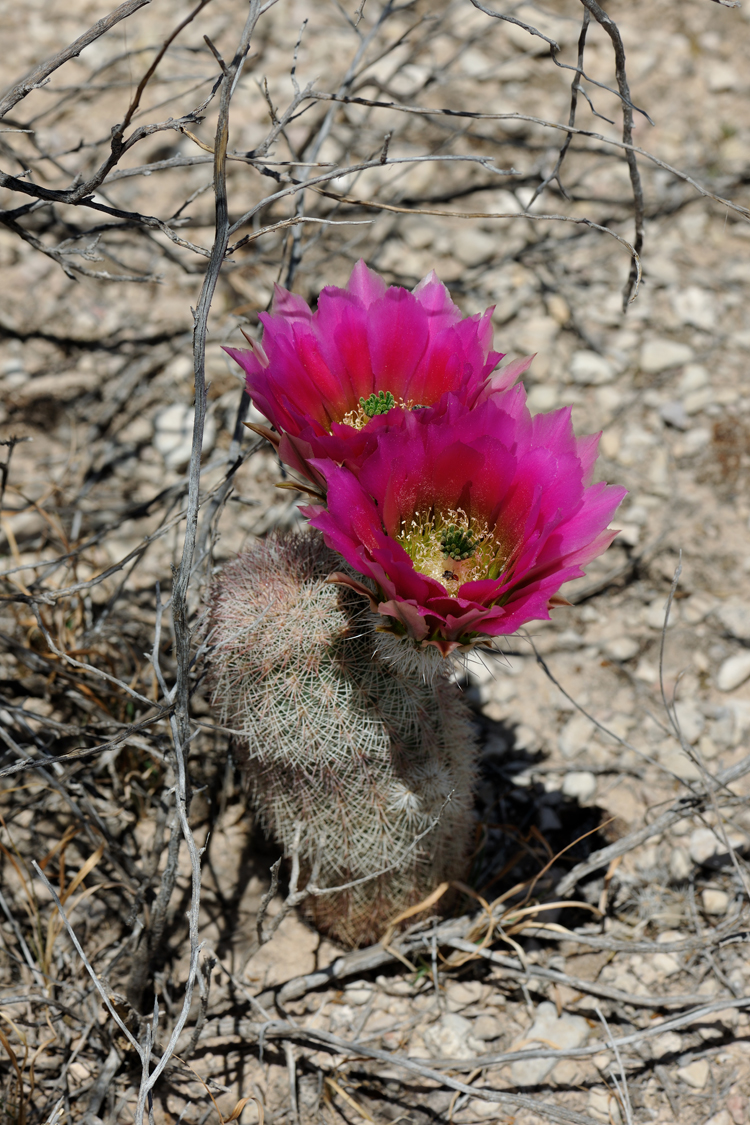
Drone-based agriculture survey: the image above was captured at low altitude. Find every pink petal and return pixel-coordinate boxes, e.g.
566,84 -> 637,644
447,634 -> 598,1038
367,289 -> 429,397
346,259 -> 387,306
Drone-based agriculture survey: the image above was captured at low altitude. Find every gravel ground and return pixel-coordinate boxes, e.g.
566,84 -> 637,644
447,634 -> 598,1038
1,1 -> 750,1123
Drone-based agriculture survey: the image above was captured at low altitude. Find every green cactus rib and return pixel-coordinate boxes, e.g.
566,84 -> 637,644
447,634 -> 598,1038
207,530 -> 477,948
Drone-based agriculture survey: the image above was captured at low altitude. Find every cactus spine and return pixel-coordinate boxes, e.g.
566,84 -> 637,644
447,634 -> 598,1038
207,530 -> 477,948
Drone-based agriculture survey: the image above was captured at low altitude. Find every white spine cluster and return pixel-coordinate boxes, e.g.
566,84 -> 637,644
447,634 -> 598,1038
207,530 -> 478,947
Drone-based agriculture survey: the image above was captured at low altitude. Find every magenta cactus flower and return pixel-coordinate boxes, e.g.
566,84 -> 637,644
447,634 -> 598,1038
303,390 -> 626,656
225,260 -> 531,485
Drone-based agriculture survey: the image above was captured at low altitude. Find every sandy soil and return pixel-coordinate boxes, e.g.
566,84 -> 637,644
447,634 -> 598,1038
1,1 -> 750,1123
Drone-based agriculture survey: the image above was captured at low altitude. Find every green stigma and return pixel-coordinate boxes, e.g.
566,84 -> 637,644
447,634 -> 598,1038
360,390 -> 396,418
441,524 -> 476,561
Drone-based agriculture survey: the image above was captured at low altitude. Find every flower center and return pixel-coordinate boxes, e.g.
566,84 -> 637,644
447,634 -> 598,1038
340,389 -> 402,429
441,524 -> 475,561
396,508 -> 507,586
339,393 -> 431,431
360,390 -> 396,417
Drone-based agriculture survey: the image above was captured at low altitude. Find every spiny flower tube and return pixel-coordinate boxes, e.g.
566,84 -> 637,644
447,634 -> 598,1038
224,259 -> 530,485
303,390 -> 626,657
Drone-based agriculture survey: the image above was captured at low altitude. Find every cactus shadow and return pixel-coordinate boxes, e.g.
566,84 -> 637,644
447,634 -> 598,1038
466,709 -> 610,919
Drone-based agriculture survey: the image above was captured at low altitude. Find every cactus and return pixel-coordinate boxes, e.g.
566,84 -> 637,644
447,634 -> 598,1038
207,529 -> 478,948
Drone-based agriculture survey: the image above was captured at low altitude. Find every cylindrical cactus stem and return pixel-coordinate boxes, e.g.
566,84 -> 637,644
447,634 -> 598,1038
207,529 -> 478,948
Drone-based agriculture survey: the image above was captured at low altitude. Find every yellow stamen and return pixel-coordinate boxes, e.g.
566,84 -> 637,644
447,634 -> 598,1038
396,508 -> 507,586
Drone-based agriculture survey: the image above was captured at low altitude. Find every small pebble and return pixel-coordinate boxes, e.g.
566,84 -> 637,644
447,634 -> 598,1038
690,827 -> 724,865
669,846 -> 692,880
473,1014 -> 504,1041
602,635 -> 640,661
678,363 -> 710,393
651,1031 -> 683,1058
588,1086 -> 622,1124
558,714 -> 595,758
423,1013 -> 484,1060
704,1111 -> 732,1125
640,338 -> 694,373
677,1058 -> 709,1089
561,771 -> 597,802
682,592 -> 717,624
652,951 -> 681,976
702,888 -> 730,915
570,350 -> 615,385
717,652 -> 750,692
644,598 -> 677,629
660,400 -> 690,429
714,600 -> 750,642
510,1002 -> 590,1086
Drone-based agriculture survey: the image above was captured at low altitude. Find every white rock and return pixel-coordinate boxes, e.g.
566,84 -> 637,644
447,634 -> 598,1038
683,389 -> 713,415
513,315 -> 559,356
651,1030 -> 683,1058
569,350 -> 616,385
466,1099 -> 498,1119
329,1004 -> 355,1030
704,1111 -> 732,1125
669,846 -> 691,881
640,339 -> 694,373
689,827 -> 744,865
526,385 -> 559,414
602,635 -> 640,662
678,363 -> 710,393
451,227 -> 491,267
423,1013 -> 484,1060
446,980 -> 484,1007
459,48 -> 493,77
671,286 -> 716,331
644,598 -> 677,630
344,982 -> 373,1004
402,221 -> 436,250
677,1058 -> 709,1088
707,63 -> 741,92
626,503 -> 649,525
681,427 -> 711,455
659,747 -> 701,782
153,402 -> 216,470
652,951 -> 682,976
660,400 -> 690,430
588,1086 -> 622,1124
673,701 -> 705,744
714,601 -> 750,642
635,658 -> 659,684
473,1015 -> 504,1041
596,385 -> 624,412
562,771 -> 597,802
510,1002 -> 590,1086
717,652 -> 750,692
656,929 -> 684,945
558,714 -> 595,758
682,592 -> 717,624
702,888 -> 729,915
647,254 -> 679,285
